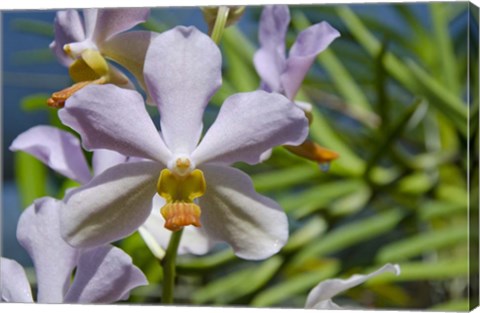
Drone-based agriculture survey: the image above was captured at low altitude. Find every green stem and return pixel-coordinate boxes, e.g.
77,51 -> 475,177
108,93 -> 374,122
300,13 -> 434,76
161,229 -> 184,304
210,6 -> 230,44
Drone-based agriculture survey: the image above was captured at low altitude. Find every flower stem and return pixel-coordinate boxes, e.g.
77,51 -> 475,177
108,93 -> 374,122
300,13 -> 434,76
161,229 -> 184,304
210,6 -> 230,44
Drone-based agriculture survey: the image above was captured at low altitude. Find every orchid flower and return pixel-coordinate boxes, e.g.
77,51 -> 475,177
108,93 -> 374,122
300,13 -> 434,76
57,26 -> 309,260
1,197 -> 147,303
48,8 -> 154,107
305,263 -> 401,309
10,125 -> 214,258
254,5 -> 341,166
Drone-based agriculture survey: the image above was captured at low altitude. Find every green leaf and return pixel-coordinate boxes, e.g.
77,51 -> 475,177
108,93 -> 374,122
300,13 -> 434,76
192,256 -> 283,304
430,3 -> 461,96
289,209 -> 405,269
14,151 -> 47,209
20,94 -> 50,111
252,164 -> 319,192
251,260 -> 340,307
430,298 -> 470,311
277,179 -> 365,218
366,259 -> 468,283
418,200 -> 466,220
336,6 -> 467,135
396,171 -> 436,195
283,217 -> 327,253
176,249 -> 237,274
291,12 -> 373,114
12,49 -> 55,65
376,226 -> 468,263
11,18 -> 53,37
221,26 -> 258,94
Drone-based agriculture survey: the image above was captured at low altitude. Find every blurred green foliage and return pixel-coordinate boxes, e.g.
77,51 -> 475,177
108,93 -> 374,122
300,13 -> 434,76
9,2 -> 476,310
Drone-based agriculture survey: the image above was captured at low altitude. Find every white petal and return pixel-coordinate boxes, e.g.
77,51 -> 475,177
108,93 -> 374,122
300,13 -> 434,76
64,245 -> 148,303
144,26 -> 222,154
59,84 -> 171,164
91,8 -> 150,43
305,263 -> 401,309
192,91 -> 308,166
61,161 -> 161,247
198,164 -> 288,260
1,258 -> 33,303
101,31 -> 157,95
16,197 -> 80,303
92,149 -> 128,176
139,195 -> 214,256
10,125 -> 92,184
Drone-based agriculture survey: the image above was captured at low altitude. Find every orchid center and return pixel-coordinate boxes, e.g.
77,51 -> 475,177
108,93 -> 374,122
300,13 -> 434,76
47,49 -> 110,108
156,161 -> 206,232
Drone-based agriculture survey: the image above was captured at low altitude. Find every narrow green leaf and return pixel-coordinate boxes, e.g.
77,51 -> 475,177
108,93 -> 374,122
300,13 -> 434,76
11,18 -> 53,37
223,37 -> 259,92
289,209 -> 405,269
291,12 -> 373,113
252,164 -> 319,192
328,184 -> 371,216
366,259 -> 468,283
336,6 -> 467,135
283,217 -> 327,253
277,179 -> 365,218
20,94 -> 50,111
396,171 -> 436,195
14,151 -> 47,209
251,260 -> 340,307
192,256 -> 283,304
12,49 -> 55,65
430,298 -> 470,311
376,226 -> 468,263
430,3 -> 461,95
176,249 -> 236,274
418,200 -> 466,220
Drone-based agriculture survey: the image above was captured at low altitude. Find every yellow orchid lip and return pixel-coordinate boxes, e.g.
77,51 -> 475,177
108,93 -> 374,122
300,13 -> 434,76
157,167 -> 206,232
47,49 -> 110,108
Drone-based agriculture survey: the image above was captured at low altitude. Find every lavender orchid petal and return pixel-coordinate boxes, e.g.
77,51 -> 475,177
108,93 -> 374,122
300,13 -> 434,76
198,164 -> 288,260
281,21 -> 340,100
92,8 -> 150,43
63,245 -> 147,303
82,9 -> 98,38
10,125 -> 92,184
140,195 -> 215,256
59,84 -> 171,164
50,10 -> 86,66
144,26 -> 222,154
61,161 -> 160,248
254,5 -> 290,92
92,149 -> 128,176
101,31 -> 157,92
0,258 -> 34,303
16,197 -> 80,303
305,263 -> 401,309
191,91 -> 308,166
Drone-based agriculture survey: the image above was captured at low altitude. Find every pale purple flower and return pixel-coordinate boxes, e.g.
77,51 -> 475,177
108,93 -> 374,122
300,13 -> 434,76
1,197 -> 147,303
48,8 -> 154,107
254,5 -> 340,102
305,263 -> 401,309
9,125 -> 213,257
57,26 -> 309,260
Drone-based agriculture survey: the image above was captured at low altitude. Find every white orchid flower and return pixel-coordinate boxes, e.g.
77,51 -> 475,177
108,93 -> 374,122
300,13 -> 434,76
57,26 -> 309,260
48,8 -> 155,107
10,125 -> 214,258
